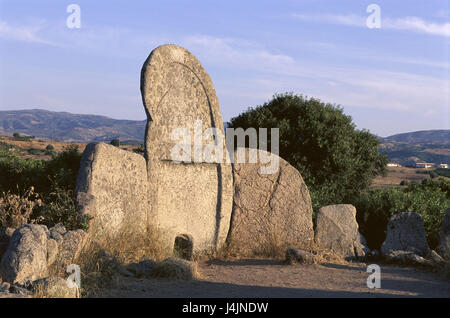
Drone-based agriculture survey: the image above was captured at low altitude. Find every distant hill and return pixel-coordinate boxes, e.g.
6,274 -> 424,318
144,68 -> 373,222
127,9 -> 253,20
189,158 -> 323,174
380,130 -> 450,167
0,109 -> 146,144
383,130 -> 450,144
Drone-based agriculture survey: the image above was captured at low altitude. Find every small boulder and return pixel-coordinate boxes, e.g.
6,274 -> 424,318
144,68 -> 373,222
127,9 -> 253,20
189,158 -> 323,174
9,284 -> 32,296
314,204 -> 370,259
385,250 -> 434,267
285,248 -> 315,264
0,224 -> 49,284
151,258 -> 198,280
126,260 -> 155,278
437,209 -> 450,260
381,212 -> 430,256
0,282 -> 10,292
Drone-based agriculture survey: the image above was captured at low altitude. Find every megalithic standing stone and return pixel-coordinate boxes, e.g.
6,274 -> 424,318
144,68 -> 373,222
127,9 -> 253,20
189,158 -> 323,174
140,44 -> 233,253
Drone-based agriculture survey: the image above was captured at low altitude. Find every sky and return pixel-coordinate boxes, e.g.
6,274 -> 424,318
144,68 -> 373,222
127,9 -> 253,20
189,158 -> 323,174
0,0 -> 449,137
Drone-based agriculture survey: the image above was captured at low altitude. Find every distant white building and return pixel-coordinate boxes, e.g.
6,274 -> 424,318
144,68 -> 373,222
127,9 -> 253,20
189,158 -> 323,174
439,163 -> 448,169
416,162 -> 435,169
387,163 -> 401,167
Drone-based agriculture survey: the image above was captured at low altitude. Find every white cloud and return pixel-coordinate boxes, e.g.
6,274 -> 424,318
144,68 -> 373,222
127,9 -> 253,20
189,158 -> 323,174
171,35 -> 449,119
182,35 -> 294,71
292,13 -> 366,27
292,13 -> 450,37
0,20 -> 57,45
384,16 -> 450,37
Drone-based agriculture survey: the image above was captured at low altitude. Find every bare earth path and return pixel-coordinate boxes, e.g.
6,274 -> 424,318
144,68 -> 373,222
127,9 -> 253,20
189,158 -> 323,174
98,259 -> 450,298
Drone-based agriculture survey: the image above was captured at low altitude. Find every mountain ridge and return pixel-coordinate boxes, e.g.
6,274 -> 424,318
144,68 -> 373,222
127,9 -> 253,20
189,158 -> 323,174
0,109 -> 449,149
383,130 -> 450,144
0,109 -> 146,144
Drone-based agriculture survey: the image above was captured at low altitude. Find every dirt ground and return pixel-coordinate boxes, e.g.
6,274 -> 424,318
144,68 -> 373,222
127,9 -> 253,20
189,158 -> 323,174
97,259 -> 450,298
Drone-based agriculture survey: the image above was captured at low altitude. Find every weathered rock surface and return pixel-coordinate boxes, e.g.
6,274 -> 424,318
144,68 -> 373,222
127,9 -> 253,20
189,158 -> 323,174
227,148 -> 314,255
385,250 -> 434,267
52,229 -> 87,270
437,208 -> 450,260
381,212 -> 430,256
75,142 -> 149,246
49,223 -> 67,244
141,44 -> 233,253
0,224 -> 49,284
285,248 -> 315,264
314,204 -> 370,259
46,239 -> 59,266
151,257 -> 198,280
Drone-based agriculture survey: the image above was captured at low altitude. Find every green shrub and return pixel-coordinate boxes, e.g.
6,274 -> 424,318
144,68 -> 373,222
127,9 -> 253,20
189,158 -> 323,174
0,150 -> 46,194
429,170 -> 439,179
38,187 -> 92,231
0,145 -> 81,195
28,148 -> 44,155
435,168 -> 450,178
45,144 -> 55,151
13,133 -> 33,141
0,145 -> 86,230
352,179 -> 450,250
110,139 -> 120,147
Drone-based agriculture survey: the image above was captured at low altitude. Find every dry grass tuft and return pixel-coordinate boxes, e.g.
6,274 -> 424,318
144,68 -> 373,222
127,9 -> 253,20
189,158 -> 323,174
32,277 -> 80,298
70,223 -> 173,296
0,187 -> 42,228
151,257 -> 199,280
90,223 -> 172,264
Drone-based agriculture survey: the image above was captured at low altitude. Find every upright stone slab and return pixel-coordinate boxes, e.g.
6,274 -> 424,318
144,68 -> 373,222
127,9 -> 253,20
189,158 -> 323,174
381,212 -> 430,256
314,204 -> 370,259
140,44 -> 233,253
227,148 -> 314,255
75,143 -> 149,245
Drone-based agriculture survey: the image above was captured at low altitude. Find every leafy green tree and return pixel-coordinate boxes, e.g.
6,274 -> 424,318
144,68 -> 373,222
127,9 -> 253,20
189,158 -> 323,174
229,93 -> 387,210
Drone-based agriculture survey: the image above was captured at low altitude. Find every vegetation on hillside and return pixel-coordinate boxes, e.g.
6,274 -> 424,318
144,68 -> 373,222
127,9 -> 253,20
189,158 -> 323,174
379,141 -> 450,167
0,145 -> 90,230
352,179 -> 450,250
